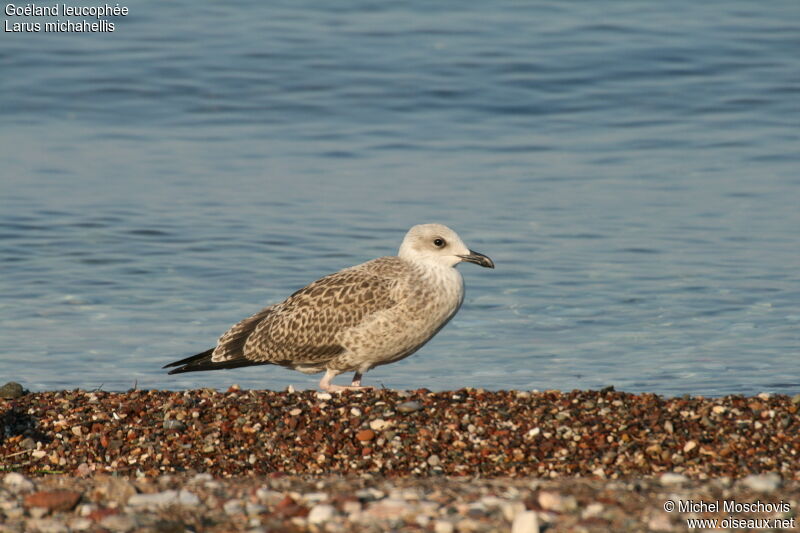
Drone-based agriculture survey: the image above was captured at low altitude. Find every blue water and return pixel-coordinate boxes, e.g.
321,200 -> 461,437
2,1 -> 798,396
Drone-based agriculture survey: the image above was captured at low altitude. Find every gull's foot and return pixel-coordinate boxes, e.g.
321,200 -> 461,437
319,370 -> 374,393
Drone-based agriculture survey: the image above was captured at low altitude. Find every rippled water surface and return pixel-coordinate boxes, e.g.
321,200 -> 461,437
2,1 -> 798,395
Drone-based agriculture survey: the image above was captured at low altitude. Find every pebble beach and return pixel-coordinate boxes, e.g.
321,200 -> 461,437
2,385 -> 799,531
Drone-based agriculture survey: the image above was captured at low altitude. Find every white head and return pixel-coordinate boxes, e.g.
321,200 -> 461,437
398,223 -> 494,269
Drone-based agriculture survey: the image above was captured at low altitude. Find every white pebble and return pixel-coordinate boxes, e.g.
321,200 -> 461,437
660,472 -> 688,486
433,520 -> 455,533
369,418 -> 392,431
23,518 -> 68,533
315,392 -> 332,400
741,473 -> 781,492
3,472 -> 34,492
67,517 -> 93,531
127,489 -> 199,508
538,491 -> 575,512
308,504 -> 335,524
511,510 -> 539,533
99,514 -> 137,532
223,499 -> 244,515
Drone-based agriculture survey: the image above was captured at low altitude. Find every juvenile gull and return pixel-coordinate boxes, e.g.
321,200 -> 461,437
164,223 -> 494,392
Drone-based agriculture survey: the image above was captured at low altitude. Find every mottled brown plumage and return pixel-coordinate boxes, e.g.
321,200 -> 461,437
164,224 -> 494,392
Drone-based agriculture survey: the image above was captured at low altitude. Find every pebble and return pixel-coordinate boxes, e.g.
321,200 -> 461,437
433,520 -> 455,533
162,419 -> 186,430
307,503 -> 335,524
24,518 -> 68,533
127,489 -> 199,508
223,498 -> 244,514
24,489 -> 81,512
4,472 -> 34,493
511,510 -> 539,533
356,429 -> 376,442
396,400 -> 423,413
647,512 -> 674,531
0,381 -> 25,399
740,473 -> 781,492
659,472 -> 688,486
538,491 -> 576,512
99,513 -> 137,532
369,418 -> 392,431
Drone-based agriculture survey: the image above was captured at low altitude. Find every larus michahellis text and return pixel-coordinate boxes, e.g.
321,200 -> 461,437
164,223 -> 494,392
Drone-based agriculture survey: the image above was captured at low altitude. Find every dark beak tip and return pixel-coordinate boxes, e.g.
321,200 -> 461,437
462,251 -> 495,269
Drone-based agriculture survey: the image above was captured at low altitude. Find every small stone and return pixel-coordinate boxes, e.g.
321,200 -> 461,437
223,499 -> 244,515
741,473 -> 781,492
246,502 -> 266,515
683,440 -> 697,453
163,419 -> 186,431
791,394 -> 800,405
757,392 -> 771,400
189,473 -> 214,484
0,381 -> 25,398
397,401 -> 423,413
369,419 -> 392,431
356,429 -> 376,442
24,490 -> 81,512
23,518 -> 68,533
427,454 -> 441,467
315,392 -> 332,401
4,472 -> 34,492
434,520 -> 455,533
127,490 -> 199,508
99,513 -> 137,532
350,407 -> 362,416
648,512 -> 673,531
20,437 -> 36,449
511,510 -> 539,533
71,426 -> 84,436
67,517 -> 94,531
289,408 -> 302,416
364,498 -> 409,519
537,491 -> 575,512
660,472 -> 688,486
308,503 -> 335,524
93,476 -> 137,504
582,502 -> 604,518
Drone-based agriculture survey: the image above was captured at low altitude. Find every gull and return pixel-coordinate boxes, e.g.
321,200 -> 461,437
164,223 -> 494,392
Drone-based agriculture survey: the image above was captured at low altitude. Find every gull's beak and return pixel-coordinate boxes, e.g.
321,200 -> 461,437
457,250 -> 495,269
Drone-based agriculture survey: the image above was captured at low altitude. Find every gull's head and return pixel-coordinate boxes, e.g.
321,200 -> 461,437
398,223 -> 494,269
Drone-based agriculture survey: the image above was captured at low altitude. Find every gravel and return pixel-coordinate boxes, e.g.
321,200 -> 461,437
1,386 -> 799,531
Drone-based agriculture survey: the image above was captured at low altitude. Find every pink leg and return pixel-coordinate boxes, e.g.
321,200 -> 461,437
319,369 -> 372,392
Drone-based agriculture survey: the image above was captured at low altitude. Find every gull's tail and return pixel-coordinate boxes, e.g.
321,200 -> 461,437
163,349 -> 265,374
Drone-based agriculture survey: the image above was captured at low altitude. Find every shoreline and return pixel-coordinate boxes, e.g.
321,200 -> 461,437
2,387 -> 799,530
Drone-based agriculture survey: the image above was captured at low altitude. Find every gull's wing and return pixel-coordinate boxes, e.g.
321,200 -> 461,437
215,257 -> 410,367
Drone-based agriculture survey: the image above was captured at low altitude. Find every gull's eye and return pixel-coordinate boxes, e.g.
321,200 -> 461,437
433,238 -> 446,248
